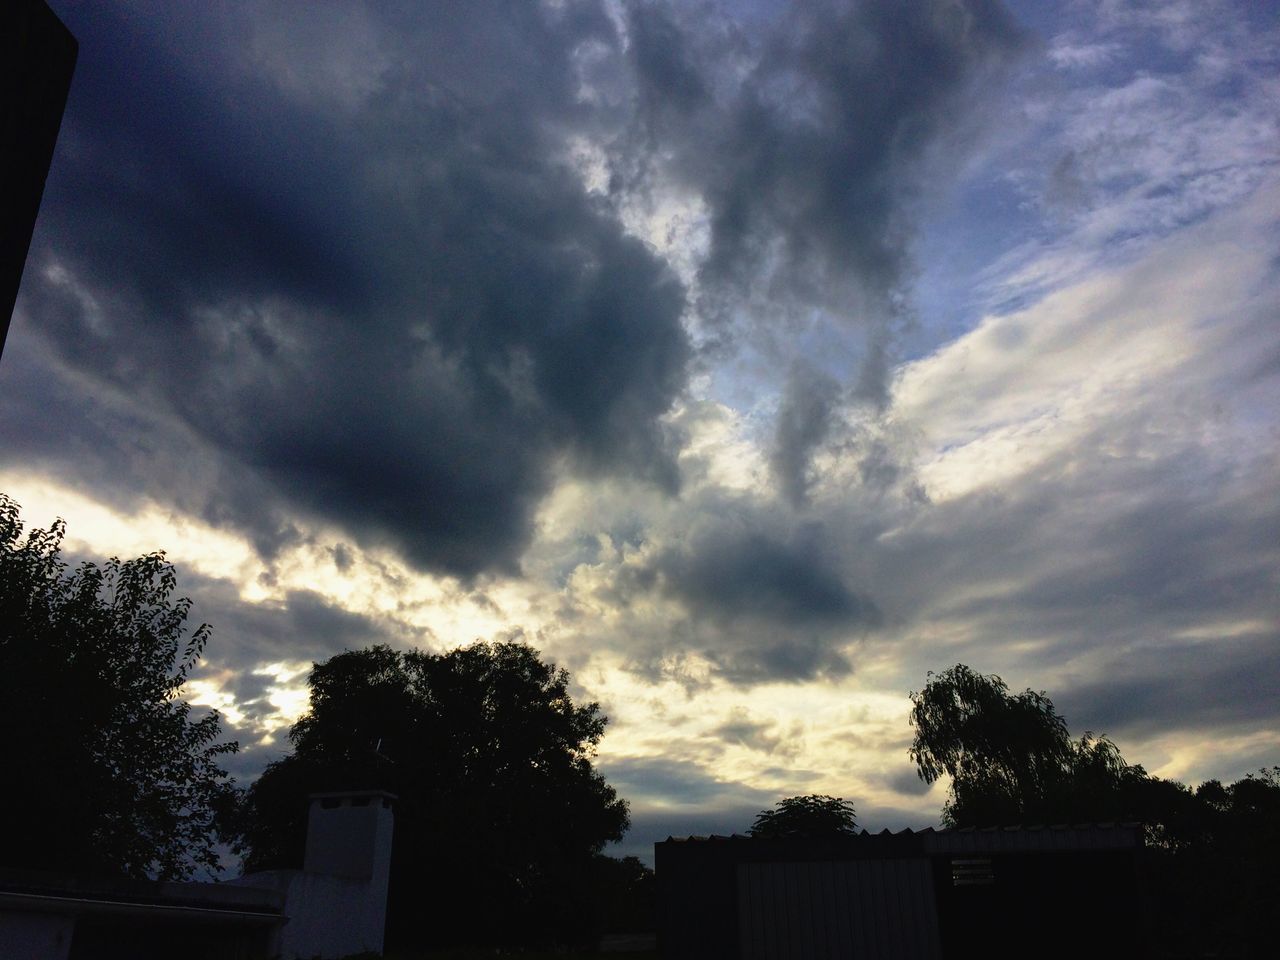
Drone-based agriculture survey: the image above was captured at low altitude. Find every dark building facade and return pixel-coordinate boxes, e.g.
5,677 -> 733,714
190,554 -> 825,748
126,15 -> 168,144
657,824 -> 1143,960
2,0 -> 78,358
0,791 -> 395,960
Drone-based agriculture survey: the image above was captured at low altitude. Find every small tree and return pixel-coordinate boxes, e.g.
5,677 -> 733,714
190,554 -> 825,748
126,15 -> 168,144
750,795 -> 858,839
0,494 -> 237,879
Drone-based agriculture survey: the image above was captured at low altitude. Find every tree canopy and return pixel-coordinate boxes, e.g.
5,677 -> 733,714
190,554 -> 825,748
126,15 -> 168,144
749,795 -> 858,839
239,641 -> 630,950
0,494 -> 237,880
907,664 -> 1279,956
908,663 -> 1143,827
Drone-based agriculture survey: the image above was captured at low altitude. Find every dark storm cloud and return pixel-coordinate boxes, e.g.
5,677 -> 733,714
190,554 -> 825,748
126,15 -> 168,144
18,0 -> 688,576
1056,630 -> 1280,741
10,0 -> 1028,579
654,521 -> 874,627
710,709 -> 794,755
887,767 -> 935,798
770,361 -> 841,506
872,431 -> 1280,663
600,755 -> 773,808
633,506 -> 880,682
0,333 -> 321,561
623,0 -> 1025,363
181,574 -> 421,671
712,714 -> 781,753
0,338 -> 162,518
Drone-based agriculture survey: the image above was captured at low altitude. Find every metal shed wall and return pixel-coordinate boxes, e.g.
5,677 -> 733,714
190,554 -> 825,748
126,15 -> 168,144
736,858 -> 942,960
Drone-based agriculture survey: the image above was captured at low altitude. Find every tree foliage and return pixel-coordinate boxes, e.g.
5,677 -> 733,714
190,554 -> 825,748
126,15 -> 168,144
591,854 -> 656,935
749,795 -> 858,839
0,495 -> 237,880
239,641 -> 630,950
908,664 -> 1143,826
1143,766 -> 1280,957
908,664 -> 1280,956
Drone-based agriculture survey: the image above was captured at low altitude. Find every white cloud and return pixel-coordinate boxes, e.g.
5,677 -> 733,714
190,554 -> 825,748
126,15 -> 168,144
895,182 -> 1279,501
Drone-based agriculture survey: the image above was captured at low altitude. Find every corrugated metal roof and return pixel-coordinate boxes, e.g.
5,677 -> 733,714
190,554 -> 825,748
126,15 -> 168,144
662,822 -> 1141,853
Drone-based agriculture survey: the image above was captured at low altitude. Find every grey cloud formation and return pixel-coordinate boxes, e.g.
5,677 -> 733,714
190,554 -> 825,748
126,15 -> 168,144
600,755 -> 774,809
184,575 -> 424,671
177,573 -> 433,768
9,0 -> 1030,582
567,192 -> 1279,728
16,0 -> 688,577
887,768 -> 935,798
710,707 -> 800,756
770,361 -> 841,506
623,0 -> 1025,358
1056,631 -> 1280,741
644,506 -> 880,682
5,0 -> 1278,828
878,439 -> 1279,666
529,472 -> 890,687
656,524 -> 867,626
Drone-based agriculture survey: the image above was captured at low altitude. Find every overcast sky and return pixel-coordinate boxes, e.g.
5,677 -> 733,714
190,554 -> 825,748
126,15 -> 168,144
5,0 -> 1278,863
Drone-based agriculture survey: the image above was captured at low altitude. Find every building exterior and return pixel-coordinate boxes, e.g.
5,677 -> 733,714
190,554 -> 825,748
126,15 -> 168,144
2,0 -> 78,358
0,790 -> 395,960
656,824 -> 1143,960
0,869 -> 283,960
233,790 -> 396,960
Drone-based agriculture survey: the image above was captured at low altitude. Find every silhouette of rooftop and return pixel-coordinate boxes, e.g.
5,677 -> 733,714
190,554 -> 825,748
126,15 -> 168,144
661,822 -> 1142,853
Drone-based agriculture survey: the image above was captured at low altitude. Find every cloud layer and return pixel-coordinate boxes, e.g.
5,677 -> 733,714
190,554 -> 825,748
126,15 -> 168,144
3,0 -> 1278,861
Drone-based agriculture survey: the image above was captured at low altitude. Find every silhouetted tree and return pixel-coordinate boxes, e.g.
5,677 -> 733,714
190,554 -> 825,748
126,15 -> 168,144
239,641 -> 629,950
1140,767 -> 1280,959
908,664 -> 1144,826
590,854 -> 656,935
0,494 -> 238,879
1200,767 -> 1280,952
909,664 -> 1280,957
749,795 -> 858,839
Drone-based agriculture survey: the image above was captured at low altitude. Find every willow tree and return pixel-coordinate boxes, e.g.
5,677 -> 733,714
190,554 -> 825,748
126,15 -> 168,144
908,664 -> 1139,826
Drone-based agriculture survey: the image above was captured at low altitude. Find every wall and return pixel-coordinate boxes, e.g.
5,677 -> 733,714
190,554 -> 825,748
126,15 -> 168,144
0,912 -> 74,960
233,790 -> 395,959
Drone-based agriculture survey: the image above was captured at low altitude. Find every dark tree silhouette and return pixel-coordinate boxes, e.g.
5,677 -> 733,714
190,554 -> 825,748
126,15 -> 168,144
908,664 -> 1143,826
0,494 -> 238,879
239,641 -> 630,950
750,795 -> 858,839
1140,767 -> 1280,958
908,664 -> 1280,957
591,854 -> 656,935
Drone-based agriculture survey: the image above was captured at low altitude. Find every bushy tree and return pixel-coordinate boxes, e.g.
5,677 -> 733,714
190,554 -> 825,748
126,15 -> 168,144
239,641 -> 629,950
750,795 -> 858,839
0,494 -> 237,879
1147,767 -> 1280,957
590,854 -> 656,935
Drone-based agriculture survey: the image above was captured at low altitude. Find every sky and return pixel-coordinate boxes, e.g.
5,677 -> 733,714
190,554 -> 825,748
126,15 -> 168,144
4,0 -> 1278,864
